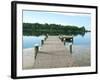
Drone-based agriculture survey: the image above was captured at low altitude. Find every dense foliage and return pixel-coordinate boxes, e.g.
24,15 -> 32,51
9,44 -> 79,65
23,23 -> 89,36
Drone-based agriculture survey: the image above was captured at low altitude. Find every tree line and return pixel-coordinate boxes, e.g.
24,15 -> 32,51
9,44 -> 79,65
23,23 -> 90,36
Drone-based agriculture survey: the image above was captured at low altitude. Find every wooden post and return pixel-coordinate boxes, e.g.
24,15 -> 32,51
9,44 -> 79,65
34,45 -> 39,59
70,45 -> 72,53
64,39 -> 66,45
41,40 -> 44,45
72,37 -> 73,43
44,37 -> 46,41
46,34 -> 48,39
61,38 -> 63,42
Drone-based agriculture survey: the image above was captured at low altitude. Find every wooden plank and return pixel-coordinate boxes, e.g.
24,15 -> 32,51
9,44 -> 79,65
62,35 -> 73,38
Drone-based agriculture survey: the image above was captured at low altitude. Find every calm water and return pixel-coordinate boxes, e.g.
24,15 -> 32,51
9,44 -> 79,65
23,35 -> 46,48
65,32 -> 90,47
74,33 -> 90,46
23,33 -> 91,67
23,33 -> 90,49
64,33 -> 91,66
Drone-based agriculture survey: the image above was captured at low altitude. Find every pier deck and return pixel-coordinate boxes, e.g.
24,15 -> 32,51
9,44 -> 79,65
33,36 -> 76,68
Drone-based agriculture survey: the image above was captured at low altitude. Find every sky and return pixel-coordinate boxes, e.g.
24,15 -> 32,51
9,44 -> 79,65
23,10 -> 91,30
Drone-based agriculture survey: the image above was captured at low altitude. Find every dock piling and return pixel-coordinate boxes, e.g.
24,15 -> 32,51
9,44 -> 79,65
34,44 -> 39,59
41,40 -> 44,45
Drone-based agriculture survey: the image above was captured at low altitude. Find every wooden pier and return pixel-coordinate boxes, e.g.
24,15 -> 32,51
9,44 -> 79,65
59,35 -> 73,42
33,36 -> 76,68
